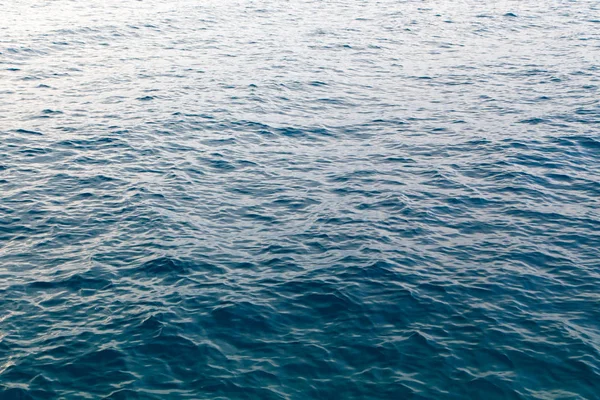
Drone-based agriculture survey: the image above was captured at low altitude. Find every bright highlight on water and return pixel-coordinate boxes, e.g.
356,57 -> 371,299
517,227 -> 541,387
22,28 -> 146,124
1,0 -> 599,399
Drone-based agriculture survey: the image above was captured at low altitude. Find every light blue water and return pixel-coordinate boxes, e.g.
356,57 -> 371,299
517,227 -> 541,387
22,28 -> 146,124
1,0 -> 599,398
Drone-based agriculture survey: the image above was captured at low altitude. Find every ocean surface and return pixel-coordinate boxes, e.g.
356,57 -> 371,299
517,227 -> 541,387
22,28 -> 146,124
1,0 -> 599,398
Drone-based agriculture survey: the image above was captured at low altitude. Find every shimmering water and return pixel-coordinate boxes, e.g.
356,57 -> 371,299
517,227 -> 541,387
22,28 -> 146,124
1,0 -> 599,398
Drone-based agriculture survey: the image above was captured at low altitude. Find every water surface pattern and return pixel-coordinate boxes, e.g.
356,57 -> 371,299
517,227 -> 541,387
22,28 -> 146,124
1,0 -> 600,398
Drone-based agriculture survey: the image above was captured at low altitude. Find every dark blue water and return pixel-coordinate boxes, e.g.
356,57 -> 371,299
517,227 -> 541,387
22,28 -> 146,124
1,0 -> 600,398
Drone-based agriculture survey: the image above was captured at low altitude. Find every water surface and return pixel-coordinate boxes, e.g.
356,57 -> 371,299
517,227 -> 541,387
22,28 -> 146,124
1,0 -> 599,398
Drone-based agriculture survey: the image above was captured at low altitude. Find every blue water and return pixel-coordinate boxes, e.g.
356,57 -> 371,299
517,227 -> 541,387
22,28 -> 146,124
1,0 -> 600,398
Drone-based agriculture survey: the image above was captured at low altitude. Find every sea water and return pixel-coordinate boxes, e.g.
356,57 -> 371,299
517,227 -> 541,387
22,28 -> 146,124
1,0 -> 599,398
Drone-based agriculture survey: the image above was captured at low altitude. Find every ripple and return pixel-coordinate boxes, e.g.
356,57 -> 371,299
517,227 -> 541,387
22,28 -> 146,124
1,0 -> 599,398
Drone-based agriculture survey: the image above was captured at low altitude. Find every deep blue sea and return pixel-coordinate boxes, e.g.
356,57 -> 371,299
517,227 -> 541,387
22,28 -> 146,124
1,0 -> 599,398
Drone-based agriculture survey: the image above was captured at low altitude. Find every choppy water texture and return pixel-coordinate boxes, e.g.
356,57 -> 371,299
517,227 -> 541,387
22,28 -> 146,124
1,0 -> 600,398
